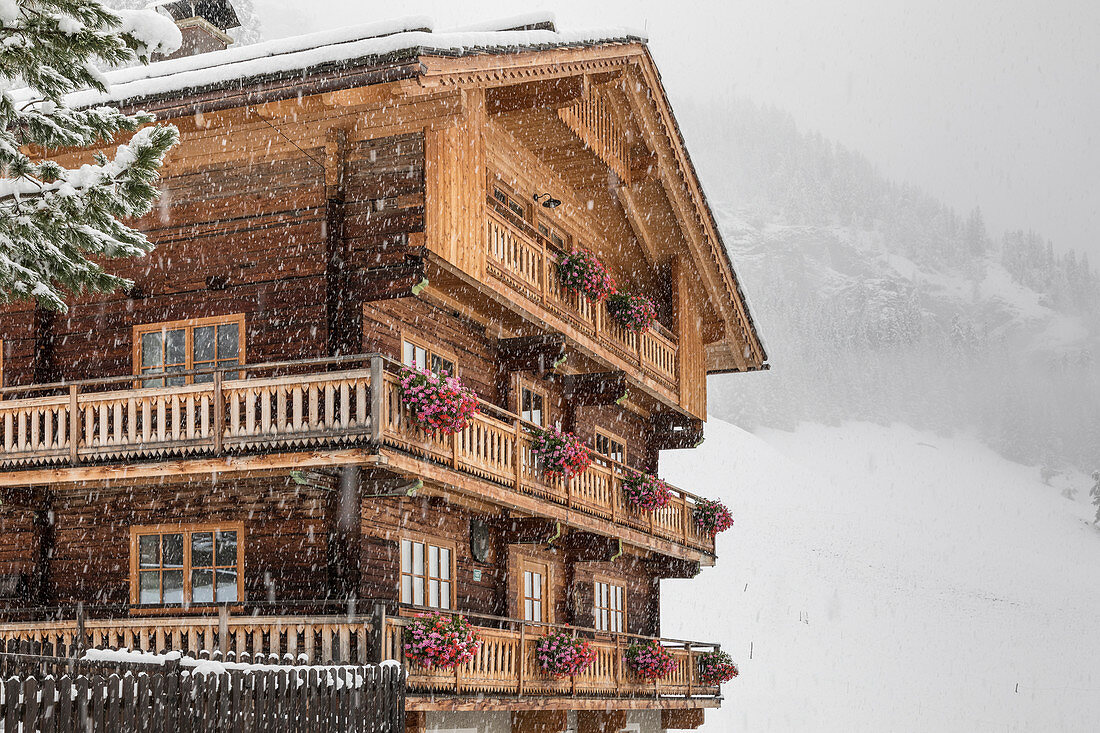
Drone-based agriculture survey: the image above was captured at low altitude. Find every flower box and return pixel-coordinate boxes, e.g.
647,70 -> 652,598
606,292 -> 657,333
623,640 -> 677,680
534,631 -> 598,678
529,425 -> 592,478
693,498 -> 734,535
398,365 -> 479,434
557,248 -> 617,302
621,472 -> 673,511
402,613 -> 481,670
697,650 -> 739,685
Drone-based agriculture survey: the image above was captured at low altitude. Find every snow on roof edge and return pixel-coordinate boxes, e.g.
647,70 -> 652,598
449,12 -> 557,33
55,18 -> 646,108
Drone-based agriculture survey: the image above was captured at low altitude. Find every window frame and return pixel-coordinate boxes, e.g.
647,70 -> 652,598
132,314 -> 246,386
489,178 -> 529,223
536,216 -> 570,252
593,574 -> 627,634
398,534 -> 458,611
128,522 -> 245,607
400,332 -> 458,377
521,558 -> 550,623
594,427 -> 627,465
515,376 -> 550,428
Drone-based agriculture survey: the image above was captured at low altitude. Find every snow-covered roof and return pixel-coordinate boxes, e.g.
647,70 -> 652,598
66,15 -> 647,108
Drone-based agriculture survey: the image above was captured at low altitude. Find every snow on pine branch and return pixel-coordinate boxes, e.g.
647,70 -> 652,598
0,0 -> 180,310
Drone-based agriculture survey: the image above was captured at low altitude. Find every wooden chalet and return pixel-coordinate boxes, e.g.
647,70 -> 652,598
0,4 -> 767,731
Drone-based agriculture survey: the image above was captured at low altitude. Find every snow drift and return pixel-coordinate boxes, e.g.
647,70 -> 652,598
663,418 -> 1100,732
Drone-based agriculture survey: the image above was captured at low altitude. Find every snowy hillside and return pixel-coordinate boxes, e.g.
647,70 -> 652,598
662,418 -> 1100,732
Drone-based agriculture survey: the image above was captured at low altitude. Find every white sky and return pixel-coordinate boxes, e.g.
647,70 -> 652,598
254,0 -> 1100,257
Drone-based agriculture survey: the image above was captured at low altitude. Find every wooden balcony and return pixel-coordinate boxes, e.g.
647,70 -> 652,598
0,356 -> 716,559
0,605 -> 722,711
483,201 -> 680,398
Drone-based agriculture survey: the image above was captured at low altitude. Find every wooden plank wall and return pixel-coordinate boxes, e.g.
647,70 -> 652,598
424,91 -> 486,281
27,139 -> 329,384
0,306 -> 36,388
359,497 -> 505,617
484,117 -> 661,303
571,559 -> 661,637
674,257 -> 707,420
49,477 -> 331,604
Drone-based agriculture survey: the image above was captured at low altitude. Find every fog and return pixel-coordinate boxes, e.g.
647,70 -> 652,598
114,0 -> 1100,472
253,0 -> 1100,260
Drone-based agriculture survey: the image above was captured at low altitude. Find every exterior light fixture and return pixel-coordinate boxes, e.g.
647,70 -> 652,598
533,192 -> 562,209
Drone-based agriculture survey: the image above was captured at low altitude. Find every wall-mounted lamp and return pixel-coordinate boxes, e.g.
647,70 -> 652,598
533,192 -> 562,209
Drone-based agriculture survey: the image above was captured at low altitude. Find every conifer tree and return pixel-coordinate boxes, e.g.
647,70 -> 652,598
0,0 -> 181,311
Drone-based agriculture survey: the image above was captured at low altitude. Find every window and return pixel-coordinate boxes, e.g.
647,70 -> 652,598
400,537 -> 453,610
520,384 -> 547,427
131,524 -> 243,606
401,337 -> 455,376
537,219 -> 568,250
594,579 -> 625,633
134,315 -> 244,387
492,185 -> 526,220
522,560 -> 549,623
594,429 -> 626,465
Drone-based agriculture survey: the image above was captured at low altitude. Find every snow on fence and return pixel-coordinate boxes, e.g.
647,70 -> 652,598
0,649 -> 405,732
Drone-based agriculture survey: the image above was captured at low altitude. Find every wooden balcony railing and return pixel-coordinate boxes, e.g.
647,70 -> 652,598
485,202 -> 680,391
0,605 -> 721,703
0,355 -> 715,555
383,609 -> 720,701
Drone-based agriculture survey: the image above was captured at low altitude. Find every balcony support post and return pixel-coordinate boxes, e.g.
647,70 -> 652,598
517,622 -> 526,696
369,356 -> 384,450
68,385 -> 79,465
218,605 -> 229,656
212,370 -> 224,455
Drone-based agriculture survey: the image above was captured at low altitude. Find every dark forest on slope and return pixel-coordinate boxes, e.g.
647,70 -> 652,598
679,94 -> 1100,474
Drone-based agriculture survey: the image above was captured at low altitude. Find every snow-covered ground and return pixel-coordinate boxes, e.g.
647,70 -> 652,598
663,419 -> 1100,732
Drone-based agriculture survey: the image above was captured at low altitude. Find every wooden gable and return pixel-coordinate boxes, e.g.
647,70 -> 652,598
417,43 -> 768,375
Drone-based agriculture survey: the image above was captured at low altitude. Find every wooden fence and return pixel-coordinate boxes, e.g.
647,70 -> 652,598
0,651 -> 405,732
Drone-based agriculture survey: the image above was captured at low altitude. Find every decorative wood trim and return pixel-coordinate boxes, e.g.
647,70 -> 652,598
128,521 -> 245,608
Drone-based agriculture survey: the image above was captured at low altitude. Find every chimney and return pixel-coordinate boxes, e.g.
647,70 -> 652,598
151,0 -> 241,60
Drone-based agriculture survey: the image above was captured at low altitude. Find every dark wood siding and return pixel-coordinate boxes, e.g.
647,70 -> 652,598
49,477 -> 330,604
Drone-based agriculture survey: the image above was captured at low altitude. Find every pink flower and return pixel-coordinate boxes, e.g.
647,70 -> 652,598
622,473 -> 673,511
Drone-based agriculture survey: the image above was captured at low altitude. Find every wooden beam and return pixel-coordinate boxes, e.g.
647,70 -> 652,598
652,412 -> 705,451
512,711 -> 569,733
663,708 -> 707,729
645,556 -> 701,580
406,695 -> 720,711
615,184 -> 661,265
501,517 -> 560,545
578,711 -> 627,733
381,450 -> 714,566
498,334 -> 567,375
487,76 -> 584,115
561,532 -> 621,562
562,371 -> 629,407
2,450 -> 388,488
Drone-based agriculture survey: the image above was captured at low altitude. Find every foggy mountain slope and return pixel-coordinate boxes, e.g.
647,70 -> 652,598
661,418 -> 1100,732
678,95 -> 1100,470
